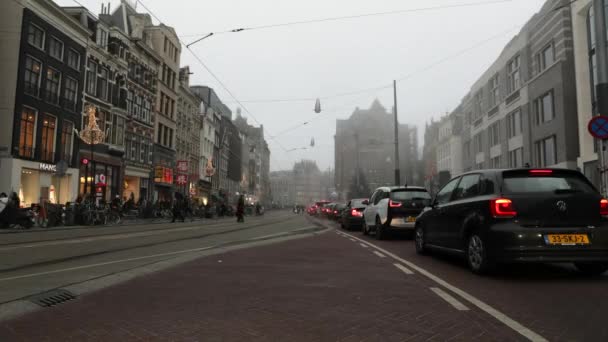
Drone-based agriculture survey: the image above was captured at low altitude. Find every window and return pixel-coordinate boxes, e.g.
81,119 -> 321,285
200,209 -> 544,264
507,55 -> 521,93
40,114 -> 57,162
536,44 -> 554,73
63,77 -> 78,111
164,37 -> 168,52
96,27 -> 108,49
97,67 -> 108,101
24,55 -> 42,97
535,91 -> 554,124
169,128 -> 173,148
475,90 -> 483,116
19,108 -> 37,158
132,137 -> 140,162
44,67 -> 61,104
67,49 -> 80,70
49,36 -> 63,60
27,24 -> 44,49
86,60 -> 97,95
506,110 -> 522,138
435,177 -> 460,205
142,98 -> 151,123
474,134 -> 483,153
509,148 -> 523,168
158,123 -> 163,144
536,136 -> 557,167
452,174 -> 481,200
502,173 -> 595,194
110,115 -> 125,147
489,74 -> 499,107
135,95 -> 142,119
488,122 -> 500,146
490,156 -> 501,169
140,137 -> 145,162
60,121 -> 74,162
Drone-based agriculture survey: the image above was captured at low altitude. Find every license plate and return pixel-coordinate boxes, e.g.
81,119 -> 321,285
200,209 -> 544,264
406,216 -> 416,222
545,234 -> 590,245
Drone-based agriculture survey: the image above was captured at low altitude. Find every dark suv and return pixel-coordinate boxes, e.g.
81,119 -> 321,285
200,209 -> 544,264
415,168 -> 608,275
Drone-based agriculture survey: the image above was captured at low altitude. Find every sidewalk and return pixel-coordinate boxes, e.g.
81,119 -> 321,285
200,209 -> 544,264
0,229 -> 524,341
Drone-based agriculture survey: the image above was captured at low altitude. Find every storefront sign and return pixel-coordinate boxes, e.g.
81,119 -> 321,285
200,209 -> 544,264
95,174 -> 107,186
176,174 -> 188,185
39,163 -> 57,172
154,166 -> 174,184
177,160 -> 189,173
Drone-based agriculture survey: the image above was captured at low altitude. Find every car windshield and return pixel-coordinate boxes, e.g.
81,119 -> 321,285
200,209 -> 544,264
390,190 -> 431,201
502,174 -> 595,194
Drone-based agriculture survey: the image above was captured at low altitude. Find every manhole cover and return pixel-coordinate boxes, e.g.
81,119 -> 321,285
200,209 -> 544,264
29,289 -> 77,307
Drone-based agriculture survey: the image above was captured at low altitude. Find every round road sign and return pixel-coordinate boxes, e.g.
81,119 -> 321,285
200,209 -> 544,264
588,115 -> 608,140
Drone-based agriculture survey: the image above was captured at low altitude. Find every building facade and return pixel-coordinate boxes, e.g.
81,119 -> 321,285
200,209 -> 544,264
99,2 -> 159,203
146,22 -> 180,201
293,160 -> 322,205
0,0 -> 88,207
458,0 -> 578,174
572,0 -> 606,193
436,110 -> 464,180
335,100 -> 419,200
177,66 -> 202,198
269,170 -> 295,208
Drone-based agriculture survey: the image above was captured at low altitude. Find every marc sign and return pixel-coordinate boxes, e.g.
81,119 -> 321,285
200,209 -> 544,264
39,163 -> 57,172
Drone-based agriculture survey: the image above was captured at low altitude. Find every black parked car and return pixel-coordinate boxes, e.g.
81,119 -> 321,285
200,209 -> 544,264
415,168 -> 608,275
340,198 -> 368,231
331,203 -> 346,221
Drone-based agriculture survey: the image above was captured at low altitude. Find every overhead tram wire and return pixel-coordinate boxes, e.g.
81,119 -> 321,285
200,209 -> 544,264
134,0 -> 290,155
181,0 -> 514,40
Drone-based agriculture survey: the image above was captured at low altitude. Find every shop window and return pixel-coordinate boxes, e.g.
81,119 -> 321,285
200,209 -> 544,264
20,169 -> 40,208
19,107 -> 37,158
40,114 -> 57,162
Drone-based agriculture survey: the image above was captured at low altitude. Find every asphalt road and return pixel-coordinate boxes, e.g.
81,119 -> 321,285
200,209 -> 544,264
0,210 -> 318,305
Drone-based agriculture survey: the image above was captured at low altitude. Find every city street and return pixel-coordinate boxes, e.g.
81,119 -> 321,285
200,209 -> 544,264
0,214 -> 606,341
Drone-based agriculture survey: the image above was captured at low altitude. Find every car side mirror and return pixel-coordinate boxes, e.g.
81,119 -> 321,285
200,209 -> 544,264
362,200 -> 369,205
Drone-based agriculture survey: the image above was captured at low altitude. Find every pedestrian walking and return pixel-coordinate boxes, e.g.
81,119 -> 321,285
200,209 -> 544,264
236,195 -> 245,223
171,192 -> 185,223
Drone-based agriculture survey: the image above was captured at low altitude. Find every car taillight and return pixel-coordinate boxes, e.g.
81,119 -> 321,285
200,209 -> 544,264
601,199 -> 608,216
334,210 -> 338,214
529,169 -> 553,175
389,200 -> 402,208
351,209 -> 363,217
490,198 -> 516,218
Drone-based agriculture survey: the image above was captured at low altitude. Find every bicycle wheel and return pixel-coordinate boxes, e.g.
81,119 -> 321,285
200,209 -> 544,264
107,212 -> 121,225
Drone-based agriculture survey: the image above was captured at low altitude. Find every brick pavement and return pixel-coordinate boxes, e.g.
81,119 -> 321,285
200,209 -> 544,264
0,230 -> 526,341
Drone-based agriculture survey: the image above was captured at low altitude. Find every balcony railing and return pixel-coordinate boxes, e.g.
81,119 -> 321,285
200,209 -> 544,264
17,146 -> 72,166
42,89 -> 60,105
40,149 -> 55,163
19,146 -> 35,159
62,98 -> 77,112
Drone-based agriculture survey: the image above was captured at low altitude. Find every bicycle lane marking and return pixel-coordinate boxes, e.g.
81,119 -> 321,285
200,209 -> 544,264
338,230 -> 547,342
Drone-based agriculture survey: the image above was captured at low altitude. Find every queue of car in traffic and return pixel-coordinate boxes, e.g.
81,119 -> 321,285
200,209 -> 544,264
309,168 -> 608,276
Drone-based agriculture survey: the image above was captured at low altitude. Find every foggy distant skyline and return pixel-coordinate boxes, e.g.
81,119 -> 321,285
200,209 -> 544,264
55,0 -> 546,171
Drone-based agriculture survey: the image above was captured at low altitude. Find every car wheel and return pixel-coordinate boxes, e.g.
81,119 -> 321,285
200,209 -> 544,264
414,224 -> 427,255
375,216 -> 386,240
466,233 -> 494,274
574,262 -> 608,276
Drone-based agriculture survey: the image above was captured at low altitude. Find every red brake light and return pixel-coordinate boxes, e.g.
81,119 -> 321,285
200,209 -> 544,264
601,199 -> 608,216
334,210 -> 338,214
389,200 -> 402,208
529,169 -> 553,175
351,209 -> 363,217
491,198 -> 517,218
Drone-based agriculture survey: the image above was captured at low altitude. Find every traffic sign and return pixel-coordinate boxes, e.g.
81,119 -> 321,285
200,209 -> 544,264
588,115 -> 608,140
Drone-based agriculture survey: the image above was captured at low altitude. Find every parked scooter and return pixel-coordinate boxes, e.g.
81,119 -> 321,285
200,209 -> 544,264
0,192 -> 34,229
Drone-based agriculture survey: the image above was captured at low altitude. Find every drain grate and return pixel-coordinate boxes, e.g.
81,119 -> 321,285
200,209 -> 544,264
29,289 -> 77,307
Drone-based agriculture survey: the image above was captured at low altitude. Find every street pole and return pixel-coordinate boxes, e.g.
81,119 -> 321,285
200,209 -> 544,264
393,80 -> 401,186
354,133 -> 360,195
594,0 -> 608,196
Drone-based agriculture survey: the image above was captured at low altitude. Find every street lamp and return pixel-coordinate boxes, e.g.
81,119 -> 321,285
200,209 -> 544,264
76,105 -> 106,195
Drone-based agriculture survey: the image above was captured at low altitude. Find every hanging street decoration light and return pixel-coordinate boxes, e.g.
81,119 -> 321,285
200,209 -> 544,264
314,98 -> 321,113
75,105 -> 106,197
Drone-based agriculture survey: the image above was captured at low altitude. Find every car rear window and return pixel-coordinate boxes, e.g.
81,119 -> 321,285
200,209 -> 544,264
390,190 -> 431,201
502,172 -> 596,194
351,199 -> 367,207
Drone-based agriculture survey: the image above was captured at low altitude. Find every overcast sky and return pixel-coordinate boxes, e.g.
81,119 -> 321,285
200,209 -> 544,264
56,0 -> 546,171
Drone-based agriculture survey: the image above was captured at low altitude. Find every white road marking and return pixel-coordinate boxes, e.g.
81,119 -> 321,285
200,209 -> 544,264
373,251 -> 386,258
338,231 -> 547,342
359,243 -> 368,248
393,263 -> 414,275
430,287 -> 469,311
349,238 -> 356,242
